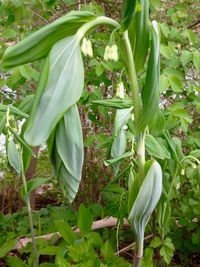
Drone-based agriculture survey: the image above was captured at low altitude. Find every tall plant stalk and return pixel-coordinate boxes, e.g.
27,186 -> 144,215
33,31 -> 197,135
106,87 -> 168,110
20,152 -> 39,267
121,31 -> 146,267
1,2 -> 161,266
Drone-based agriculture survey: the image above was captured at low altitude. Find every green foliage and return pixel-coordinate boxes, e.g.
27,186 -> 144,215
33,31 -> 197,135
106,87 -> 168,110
0,1 -> 200,266
138,20 -> 160,132
48,105 -> 84,203
129,161 -> 162,251
1,11 -> 96,69
77,204 -> 93,234
121,0 -> 137,31
24,35 -> 84,146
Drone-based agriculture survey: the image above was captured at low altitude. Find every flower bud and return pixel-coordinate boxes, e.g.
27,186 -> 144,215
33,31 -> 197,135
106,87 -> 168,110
81,37 -> 88,56
86,39 -> 93,58
111,44 -> 118,62
104,46 -> 110,61
181,169 -> 185,175
191,163 -> 197,169
116,82 -> 125,99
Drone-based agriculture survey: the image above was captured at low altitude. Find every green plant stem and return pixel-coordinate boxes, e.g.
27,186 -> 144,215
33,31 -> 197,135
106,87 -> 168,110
121,30 -> 146,266
20,153 -> 39,267
120,31 -> 145,180
137,133 -> 145,182
121,31 -> 140,124
134,255 -> 142,267
76,16 -> 120,40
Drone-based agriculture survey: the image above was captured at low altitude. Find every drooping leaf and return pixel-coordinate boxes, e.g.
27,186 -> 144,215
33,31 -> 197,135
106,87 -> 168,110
48,105 -> 84,203
111,108 -> 131,175
7,139 -> 21,175
129,0 -> 150,72
1,11 -> 96,69
24,35 -> 84,146
121,0 -> 137,31
145,134 -> 170,159
20,178 -> 49,203
129,160 -> 162,249
8,127 -> 35,157
137,20 -> 160,132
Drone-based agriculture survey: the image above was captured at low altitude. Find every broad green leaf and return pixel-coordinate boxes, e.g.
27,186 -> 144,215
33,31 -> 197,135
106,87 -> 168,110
8,127 -> 35,157
56,256 -> 72,267
1,11 -> 96,69
128,160 -> 152,212
169,75 -> 184,92
0,239 -> 17,258
77,204 -> 93,234
39,246 -> 65,256
189,149 -> 200,159
149,111 -> 166,136
159,23 -> 169,38
129,161 -> 162,249
121,0 -> 137,31
24,34 -> 84,146
160,44 -> 174,59
172,137 -> 184,161
111,108 -> 131,175
6,256 -> 27,267
24,57 -> 49,145
141,248 -> 154,267
137,21 -> 160,132
129,0 -> 150,72
145,134 -> 170,159
128,173 -> 139,213
55,220 -> 75,245
1,29 -> 17,40
48,105 -> 84,203
7,139 -> 21,175
150,237 -> 162,248
20,178 -> 49,203
157,198 -> 171,228
111,128 -> 126,175
163,131 -> 180,164
180,51 -> 193,67
159,74 -> 169,93
160,238 -> 175,264
18,94 -> 34,114
92,98 -> 132,109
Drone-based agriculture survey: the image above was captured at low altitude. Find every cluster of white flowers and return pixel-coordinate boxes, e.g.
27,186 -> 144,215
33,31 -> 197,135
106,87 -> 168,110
116,82 -> 125,99
103,44 -> 118,62
81,37 -> 93,58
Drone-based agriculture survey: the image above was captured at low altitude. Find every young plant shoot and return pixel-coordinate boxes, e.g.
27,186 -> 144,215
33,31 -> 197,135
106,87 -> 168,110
1,1 -> 162,266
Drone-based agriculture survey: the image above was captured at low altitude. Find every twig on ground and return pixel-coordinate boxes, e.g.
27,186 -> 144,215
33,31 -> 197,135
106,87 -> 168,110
15,216 -> 129,249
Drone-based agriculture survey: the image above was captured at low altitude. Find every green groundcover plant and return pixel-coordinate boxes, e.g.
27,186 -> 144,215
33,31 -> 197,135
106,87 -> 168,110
0,1 -> 162,266
3,0 -> 199,266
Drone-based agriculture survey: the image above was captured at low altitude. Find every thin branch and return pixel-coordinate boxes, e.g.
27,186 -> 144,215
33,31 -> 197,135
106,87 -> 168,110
32,10 -> 49,24
15,216 -> 129,249
188,19 -> 200,29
